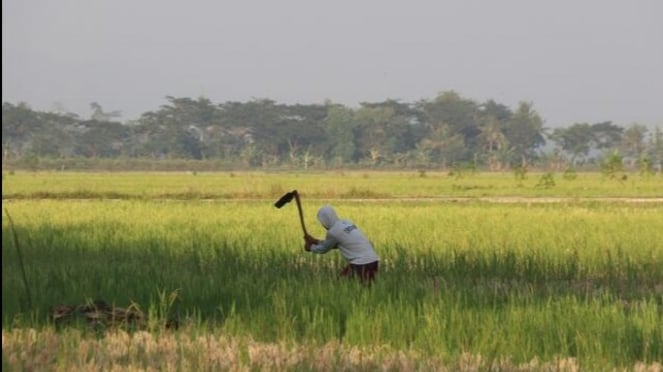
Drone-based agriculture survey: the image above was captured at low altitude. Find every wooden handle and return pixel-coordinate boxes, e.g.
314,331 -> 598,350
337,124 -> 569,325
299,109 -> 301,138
293,191 -> 308,236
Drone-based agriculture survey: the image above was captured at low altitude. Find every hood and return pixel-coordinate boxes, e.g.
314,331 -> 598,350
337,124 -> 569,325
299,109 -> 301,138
316,205 -> 339,229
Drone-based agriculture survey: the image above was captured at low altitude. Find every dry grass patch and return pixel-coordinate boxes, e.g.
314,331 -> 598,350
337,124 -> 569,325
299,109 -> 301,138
4,328 -> 662,371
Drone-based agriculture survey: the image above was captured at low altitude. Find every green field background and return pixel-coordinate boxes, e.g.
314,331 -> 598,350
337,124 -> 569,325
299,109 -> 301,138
2,171 -> 662,370
3,170 -> 663,199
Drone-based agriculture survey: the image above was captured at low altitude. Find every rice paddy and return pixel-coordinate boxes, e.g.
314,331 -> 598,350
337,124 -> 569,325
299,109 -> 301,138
2,171 -> 662,371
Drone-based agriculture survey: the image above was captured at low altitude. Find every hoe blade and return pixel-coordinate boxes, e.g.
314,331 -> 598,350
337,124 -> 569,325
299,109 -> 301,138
274,191 -> 296,208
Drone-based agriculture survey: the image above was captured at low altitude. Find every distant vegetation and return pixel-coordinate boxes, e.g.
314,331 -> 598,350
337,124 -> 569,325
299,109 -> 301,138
3,91 -> 662,172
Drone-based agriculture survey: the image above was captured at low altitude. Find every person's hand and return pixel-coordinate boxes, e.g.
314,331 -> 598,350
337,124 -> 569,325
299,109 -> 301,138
304,234 -> 318,245
303,234 -> 317,252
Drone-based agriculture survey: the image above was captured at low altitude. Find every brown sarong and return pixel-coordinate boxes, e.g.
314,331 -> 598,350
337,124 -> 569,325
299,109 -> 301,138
339,261 -> 378,283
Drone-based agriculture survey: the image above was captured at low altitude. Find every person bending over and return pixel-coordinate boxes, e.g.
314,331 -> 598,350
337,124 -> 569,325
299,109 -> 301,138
304,205 -> 379,283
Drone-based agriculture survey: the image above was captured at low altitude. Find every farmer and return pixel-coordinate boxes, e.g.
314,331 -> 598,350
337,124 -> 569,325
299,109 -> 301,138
304,204 -> 379,283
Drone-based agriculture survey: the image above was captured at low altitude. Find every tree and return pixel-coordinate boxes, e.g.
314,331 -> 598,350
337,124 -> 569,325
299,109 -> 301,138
601,151 -> 624,178
417,124 -> 465,168
3,94 -> 649,172
477,100 -> 511,170
133,96 -> 223,159
359,99 -> 420,156
504,102 -> 546,167
2,102 -> 42,158
279,103 -> 328,166
620,124 -> 648,166
74,120 -> 127,158
550,123 -> 594,166
89,102 -> 122,122
480,100 -> 513,122
590,121 -> 623,150
417,91 -> 481,161
354,105 -> 395,165
2,102 -> 80,158
477,115 -> 508,170
648,127 -> 663,173
35,111 -> 78,157
323,104 -> 356,166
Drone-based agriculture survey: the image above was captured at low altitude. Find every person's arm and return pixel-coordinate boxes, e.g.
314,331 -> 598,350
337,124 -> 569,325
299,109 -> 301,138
308,232 -> 338,254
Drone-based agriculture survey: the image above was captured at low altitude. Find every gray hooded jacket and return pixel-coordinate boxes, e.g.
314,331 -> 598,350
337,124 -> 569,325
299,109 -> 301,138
309,205 -> 379,265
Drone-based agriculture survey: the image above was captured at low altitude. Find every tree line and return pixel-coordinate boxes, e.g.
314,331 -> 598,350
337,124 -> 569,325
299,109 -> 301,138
3,91 -> 662,171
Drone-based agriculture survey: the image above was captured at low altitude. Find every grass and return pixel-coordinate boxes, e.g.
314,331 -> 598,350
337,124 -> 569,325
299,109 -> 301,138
2,171 -> 663,370
2,170 -> 663,200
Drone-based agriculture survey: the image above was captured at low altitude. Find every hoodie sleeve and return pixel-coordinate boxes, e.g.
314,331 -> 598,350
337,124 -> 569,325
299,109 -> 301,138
309,231 -> 339,254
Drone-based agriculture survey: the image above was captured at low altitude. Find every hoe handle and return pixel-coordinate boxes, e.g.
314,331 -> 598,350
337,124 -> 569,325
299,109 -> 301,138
293,191 -> 308,236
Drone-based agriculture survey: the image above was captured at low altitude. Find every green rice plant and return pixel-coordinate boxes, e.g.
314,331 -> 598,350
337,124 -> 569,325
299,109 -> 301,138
601,151 -> 624,179
2,170 -> 662,199
2,172 -> 662,369
536,172 -> 556,188
563,167 -> 578,180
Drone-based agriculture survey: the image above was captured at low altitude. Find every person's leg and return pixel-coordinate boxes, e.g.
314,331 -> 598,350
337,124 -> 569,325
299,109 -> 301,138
341,262 -> 379,283
339,264 -> 354,279
350,264 -> 364,280
362,261 -> 378,283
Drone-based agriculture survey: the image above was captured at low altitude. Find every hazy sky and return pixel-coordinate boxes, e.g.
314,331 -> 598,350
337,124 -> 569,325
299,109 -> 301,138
3,0 -> 662,127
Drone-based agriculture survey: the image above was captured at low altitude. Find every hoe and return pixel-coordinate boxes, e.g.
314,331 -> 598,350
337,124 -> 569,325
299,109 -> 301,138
274,190 -> 308,236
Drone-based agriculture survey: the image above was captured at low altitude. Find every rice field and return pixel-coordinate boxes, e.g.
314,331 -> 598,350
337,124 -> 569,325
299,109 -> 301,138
2,171 -> 662,371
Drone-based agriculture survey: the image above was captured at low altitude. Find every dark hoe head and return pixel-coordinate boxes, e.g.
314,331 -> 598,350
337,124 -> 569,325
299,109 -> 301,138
274,191 -> 296,208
